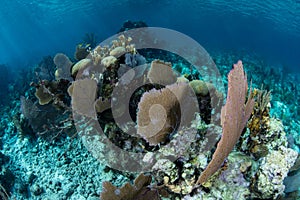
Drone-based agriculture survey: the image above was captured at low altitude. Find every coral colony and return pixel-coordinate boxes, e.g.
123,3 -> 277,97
1,28 -> 299,200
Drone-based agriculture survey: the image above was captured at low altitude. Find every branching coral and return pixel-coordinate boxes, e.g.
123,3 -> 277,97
245,87 -> 289,159
248,86 -> 272,137
87,34 -> 135,67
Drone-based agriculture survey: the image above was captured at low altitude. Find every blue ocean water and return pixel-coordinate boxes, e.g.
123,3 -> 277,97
0,0 -> 299,73
0,1 -> 300,200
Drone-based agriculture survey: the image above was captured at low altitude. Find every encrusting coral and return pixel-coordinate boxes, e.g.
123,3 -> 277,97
248,87 -> 271,135
253,146 -> 298,199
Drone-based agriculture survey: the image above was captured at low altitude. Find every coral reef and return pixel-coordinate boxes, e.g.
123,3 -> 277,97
19,76 -> 73,140
1,27 -> 298,200
150,120 -> 222,195
31,79 -> 71,107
